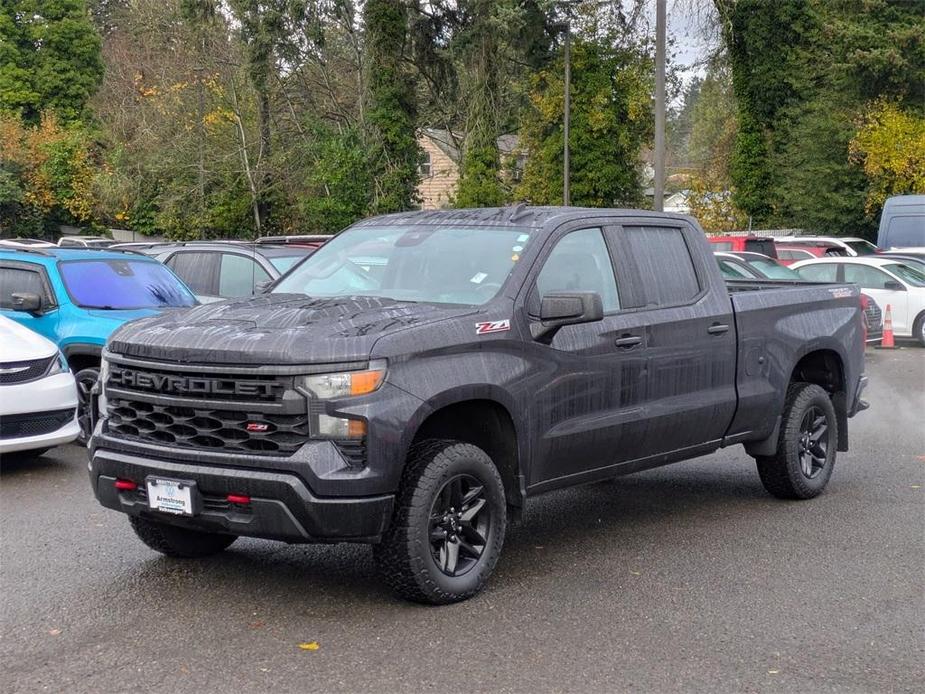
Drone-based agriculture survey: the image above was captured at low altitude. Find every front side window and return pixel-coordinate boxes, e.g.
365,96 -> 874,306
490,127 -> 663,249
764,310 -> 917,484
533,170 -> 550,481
0,267 -> 49,309
536,228 -> 620,312
59,259 -> 197,309
625,226 -> 700,306
843,264 -> 894,290
273,224 -> 532,306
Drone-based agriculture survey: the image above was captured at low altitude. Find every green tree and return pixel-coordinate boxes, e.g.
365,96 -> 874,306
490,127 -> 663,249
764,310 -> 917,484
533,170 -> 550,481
0,0 -> 104,123
515,37 -> 652,207
363,0 -> 421,214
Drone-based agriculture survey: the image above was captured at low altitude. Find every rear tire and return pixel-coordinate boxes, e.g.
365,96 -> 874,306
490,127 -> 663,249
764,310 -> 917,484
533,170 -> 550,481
913,312 -> 925,347
755,382 -> 838,500
373,439 -> 507,604
129,516 -> 237,558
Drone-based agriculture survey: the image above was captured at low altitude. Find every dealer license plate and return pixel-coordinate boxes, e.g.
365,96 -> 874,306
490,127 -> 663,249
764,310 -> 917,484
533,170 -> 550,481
146,477 -> 194,516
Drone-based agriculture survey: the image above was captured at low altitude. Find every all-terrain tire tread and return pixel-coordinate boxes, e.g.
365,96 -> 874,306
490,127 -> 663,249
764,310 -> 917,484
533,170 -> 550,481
756,382 -> 837,500
373,439 -> 506,604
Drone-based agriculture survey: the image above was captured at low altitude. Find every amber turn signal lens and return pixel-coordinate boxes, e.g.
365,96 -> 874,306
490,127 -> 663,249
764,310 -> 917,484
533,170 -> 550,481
350,369 -> 385,396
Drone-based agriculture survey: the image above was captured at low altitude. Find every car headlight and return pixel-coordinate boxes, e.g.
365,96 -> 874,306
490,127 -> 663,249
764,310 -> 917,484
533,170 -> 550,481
301,361 -> 386,399
46,351 -> 68,376
300,361 -> 386,440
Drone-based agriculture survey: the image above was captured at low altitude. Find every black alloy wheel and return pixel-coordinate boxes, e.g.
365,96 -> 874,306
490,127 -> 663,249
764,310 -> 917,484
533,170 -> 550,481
428,474 -> 491,577
797,406 -> 828,479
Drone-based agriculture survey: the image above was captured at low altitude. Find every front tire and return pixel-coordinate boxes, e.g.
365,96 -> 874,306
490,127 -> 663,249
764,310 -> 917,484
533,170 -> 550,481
129,516 -> 237,558
755,382 -> 838,500
373,439 -> 507,604
913,312 -> 925,347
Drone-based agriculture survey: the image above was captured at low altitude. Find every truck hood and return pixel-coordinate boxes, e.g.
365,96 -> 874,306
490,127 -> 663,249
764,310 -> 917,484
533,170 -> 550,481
107,294 -> 475,365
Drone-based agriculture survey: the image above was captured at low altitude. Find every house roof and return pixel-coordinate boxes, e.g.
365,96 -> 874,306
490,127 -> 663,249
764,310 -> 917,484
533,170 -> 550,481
421,128 -> 519,164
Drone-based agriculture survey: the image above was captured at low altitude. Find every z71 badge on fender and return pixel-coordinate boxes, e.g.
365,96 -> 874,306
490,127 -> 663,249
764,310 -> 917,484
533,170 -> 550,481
475,319 -> 511,335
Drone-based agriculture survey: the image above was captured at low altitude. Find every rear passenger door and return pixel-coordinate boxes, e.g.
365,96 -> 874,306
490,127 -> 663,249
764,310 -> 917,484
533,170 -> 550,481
614,223 -> 737,456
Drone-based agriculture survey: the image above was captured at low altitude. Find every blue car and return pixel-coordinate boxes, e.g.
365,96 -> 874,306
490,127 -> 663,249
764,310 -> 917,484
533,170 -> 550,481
0,248 -> 197,441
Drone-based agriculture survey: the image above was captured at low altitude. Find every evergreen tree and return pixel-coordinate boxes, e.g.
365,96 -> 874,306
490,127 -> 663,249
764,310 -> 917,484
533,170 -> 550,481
363,0 -> 421,214
0,0 -> 104,123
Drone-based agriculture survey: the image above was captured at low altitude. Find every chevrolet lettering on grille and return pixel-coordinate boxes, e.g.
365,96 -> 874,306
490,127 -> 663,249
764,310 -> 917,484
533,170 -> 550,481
109,366 -> 283,398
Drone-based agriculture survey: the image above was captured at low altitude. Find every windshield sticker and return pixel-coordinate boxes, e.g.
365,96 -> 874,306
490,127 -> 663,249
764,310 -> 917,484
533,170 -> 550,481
476,319 -> 511,335
470,272 -> 488,284
512,245 -> 524,252
517,234 -> 529,242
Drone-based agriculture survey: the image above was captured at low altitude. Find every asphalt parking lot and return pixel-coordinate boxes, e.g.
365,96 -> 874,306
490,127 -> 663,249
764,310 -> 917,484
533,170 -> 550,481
1,347 -> 923,693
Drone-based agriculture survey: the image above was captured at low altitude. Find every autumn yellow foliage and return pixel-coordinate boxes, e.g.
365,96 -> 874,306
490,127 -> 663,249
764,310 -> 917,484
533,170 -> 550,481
849,100 -> 925,216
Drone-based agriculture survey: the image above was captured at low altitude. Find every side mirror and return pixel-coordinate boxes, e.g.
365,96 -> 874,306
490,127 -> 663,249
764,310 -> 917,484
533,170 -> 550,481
531,291 -> 604,343
883,280 -> 905,291
10,291 -> 43,315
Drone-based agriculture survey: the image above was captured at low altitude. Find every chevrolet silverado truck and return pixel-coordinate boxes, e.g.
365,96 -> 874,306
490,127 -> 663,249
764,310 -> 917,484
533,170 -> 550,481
89,207 -> 868,604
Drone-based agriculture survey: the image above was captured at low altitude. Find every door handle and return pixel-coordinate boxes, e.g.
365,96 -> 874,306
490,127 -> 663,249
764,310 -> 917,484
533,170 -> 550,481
707,323 -> 730,335
615,334 -> 643,348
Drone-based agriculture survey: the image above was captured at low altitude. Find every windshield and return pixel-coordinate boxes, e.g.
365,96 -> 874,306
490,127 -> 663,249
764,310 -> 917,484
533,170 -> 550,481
272,224 -> 532,305
884,263 -> 925,287
59,259 -> 197,309
748,258 -> 801,279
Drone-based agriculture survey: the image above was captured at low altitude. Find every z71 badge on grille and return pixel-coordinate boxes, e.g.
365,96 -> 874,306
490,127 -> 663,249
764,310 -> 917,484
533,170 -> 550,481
475,320 -> 511,335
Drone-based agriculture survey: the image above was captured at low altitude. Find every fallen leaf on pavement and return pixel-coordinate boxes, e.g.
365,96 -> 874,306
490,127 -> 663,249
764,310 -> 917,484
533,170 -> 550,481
48,629 -> 61,636
298,642 -> 320,651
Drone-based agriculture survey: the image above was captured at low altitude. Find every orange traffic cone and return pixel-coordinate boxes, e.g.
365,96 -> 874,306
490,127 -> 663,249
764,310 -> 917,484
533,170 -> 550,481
878,303 -> 895,349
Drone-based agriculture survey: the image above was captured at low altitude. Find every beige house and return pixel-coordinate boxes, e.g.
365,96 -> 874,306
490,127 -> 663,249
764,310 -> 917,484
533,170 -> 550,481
417,129 -> 521,210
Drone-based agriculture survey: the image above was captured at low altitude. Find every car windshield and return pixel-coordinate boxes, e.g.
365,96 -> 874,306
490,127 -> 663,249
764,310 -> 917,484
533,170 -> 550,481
747,258 -> 801,279
272,224 -> 532,305
846,240 -> 878,255
884,263 -> 925,287
59,259 -> 197,309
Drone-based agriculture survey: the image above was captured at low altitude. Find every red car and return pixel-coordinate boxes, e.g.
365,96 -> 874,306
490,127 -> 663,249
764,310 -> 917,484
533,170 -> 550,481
775,243 -> 848,266
707,235 -> 778,258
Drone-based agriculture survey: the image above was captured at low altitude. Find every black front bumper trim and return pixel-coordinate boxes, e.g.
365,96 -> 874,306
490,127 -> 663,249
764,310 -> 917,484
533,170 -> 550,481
91,449 -> 393,544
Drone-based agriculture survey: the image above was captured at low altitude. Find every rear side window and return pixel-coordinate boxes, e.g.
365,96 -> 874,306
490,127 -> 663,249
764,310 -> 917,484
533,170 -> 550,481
624,226 -> 700,306
744,239 -> 776,258
0,267 -> 49,309
536,228 -> 620,312
796,264 -> 838,282
885,216 -> 925,248
166,252 -> 218,296
219,253 -> 271,297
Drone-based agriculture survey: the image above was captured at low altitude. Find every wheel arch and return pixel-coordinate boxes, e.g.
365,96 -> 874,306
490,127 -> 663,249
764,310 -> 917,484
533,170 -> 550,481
789,347 -> 848,451
62,343 -> 102,373
405,389 -> 525,513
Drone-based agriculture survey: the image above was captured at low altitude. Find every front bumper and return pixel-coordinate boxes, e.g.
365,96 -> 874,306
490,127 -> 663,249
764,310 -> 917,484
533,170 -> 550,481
0,372 -> 80,454
89,448 -> 394,543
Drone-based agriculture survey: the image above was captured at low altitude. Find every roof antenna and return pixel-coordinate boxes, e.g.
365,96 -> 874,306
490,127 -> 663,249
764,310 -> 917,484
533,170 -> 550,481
508,202 -> 531,223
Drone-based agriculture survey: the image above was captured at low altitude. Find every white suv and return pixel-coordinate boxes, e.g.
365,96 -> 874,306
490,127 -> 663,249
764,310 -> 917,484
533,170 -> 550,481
0,316 -> 80,458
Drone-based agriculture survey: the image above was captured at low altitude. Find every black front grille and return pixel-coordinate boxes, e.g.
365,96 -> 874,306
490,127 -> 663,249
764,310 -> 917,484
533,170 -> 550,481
334,439 -> 367,467
0,408 -> 74,439
106,398 -> 310,456
0,355 -> 56,385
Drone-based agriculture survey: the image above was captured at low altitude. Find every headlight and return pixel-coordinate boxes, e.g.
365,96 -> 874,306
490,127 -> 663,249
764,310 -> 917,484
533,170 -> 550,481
301,361 -> 386,399
46,351 -> 68,376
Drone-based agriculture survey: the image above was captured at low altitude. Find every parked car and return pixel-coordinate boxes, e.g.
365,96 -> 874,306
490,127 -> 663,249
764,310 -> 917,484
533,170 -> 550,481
877,194 -> 925,250
707,234 -> 778,258
0,247 -> 198,441
256,234 -> 331,248
775,242 -> 848,265
776,235 -> 878,257
141,242 -> 316,302
718,251 -> 803,280
0,238 -> 56,249
877,253 -> 925,274
858,293 -> 883,345
57,236 -> 115,248
0,315 -> 80,459
792,257 -> 925,345
90,207 -> 867,604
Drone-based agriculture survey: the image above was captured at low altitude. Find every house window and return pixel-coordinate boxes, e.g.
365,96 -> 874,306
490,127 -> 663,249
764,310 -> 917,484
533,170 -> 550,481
419,151 -> 432,177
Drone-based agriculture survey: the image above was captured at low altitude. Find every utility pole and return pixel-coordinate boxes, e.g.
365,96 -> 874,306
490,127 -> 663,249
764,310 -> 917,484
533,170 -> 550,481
563,15 -> 571,207
653,0 -> 666,212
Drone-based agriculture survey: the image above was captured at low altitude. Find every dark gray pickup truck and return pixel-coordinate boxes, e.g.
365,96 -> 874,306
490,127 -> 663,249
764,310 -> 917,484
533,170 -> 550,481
89,207 -> 868,603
